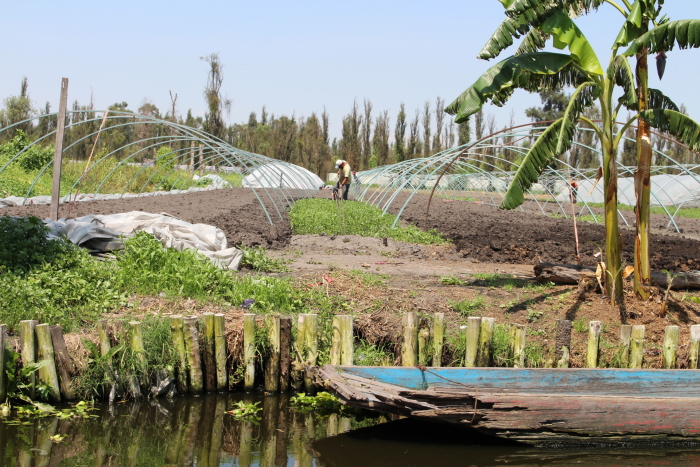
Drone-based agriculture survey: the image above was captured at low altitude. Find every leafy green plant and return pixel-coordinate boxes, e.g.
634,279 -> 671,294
0,216 -> 67,273
572,318 -> 588,333
289,199 -> 447,245
440,275 -> 465,286
353,340 -> 394,366
225,401 -> 262,421
240,245 -> 289,273
290,391 -> 354,416
449,296 -> 485,317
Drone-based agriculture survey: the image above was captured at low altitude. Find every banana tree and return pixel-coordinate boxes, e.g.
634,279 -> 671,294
446,0 -> 700,306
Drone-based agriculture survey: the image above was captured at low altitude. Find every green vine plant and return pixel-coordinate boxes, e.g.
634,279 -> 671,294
225,401 -> 262,422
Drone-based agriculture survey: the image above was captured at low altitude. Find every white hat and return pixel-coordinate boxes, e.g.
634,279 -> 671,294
335,159 -> 343,168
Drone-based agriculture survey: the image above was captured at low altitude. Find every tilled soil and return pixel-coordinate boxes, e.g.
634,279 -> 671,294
4,187 -> 697,272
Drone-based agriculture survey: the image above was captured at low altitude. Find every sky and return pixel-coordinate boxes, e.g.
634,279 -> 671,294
3,0 -> 700,142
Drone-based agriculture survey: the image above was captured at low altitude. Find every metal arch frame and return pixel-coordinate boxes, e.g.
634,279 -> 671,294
352,122 -> 700,233
0,110 -> 324,225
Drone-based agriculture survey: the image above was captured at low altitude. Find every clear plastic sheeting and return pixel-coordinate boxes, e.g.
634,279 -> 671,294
43,211 -> 243,270
242,162 -> 325,190
351,124 -> 700,233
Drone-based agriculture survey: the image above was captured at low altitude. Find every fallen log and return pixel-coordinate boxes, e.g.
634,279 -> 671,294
534,263 -> 700,290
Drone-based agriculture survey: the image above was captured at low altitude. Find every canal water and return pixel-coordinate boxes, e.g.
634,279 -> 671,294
3,393 -> 700,466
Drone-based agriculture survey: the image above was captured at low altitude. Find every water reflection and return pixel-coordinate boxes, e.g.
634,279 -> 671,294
0,394 -> 368,466
3,395 -> 700,466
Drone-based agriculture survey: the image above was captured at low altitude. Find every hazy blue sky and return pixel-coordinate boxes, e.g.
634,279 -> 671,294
3,1 -> 700,141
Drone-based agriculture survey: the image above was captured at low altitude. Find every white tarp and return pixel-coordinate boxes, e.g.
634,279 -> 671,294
43,211 -> 243,270
242,162 -> 324,190
554,173 -> 700,208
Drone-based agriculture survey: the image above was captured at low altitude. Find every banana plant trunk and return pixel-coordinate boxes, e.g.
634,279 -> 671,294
634,48 -> 652,300
601,82 -> 624,306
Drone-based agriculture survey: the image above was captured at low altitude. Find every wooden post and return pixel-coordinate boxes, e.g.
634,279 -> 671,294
465,317 -> 482,367
690,325 -> 700,369
586,321 -> 602,368
619,324 -> 632,368
401,312 -> 418,366
331,315 -> 353,366
183,317 -> 204,394
663,325 -> 679,369
279,317 -> 292,391
97,320 -> 111,357
129,321 -> 146,398
35,324 -> 61,403
214,314 -> 227,391
20,320 -> 37,398
303,314 -> 318,392
49,325 -> 76,400
0,324 -> 6,403
418,326 -> 430,366
476,317 -> 495,367
432,313 -> 444,367
264,315 -> 281,392
243,313 -> 256,391
50,78 -> 69,221
293,314 -> 307,390
509,324 -> 526,368
555,320 -> 571,368
200,313 -> 217,392
169,316 -> 189,394
630,325 -> 645,369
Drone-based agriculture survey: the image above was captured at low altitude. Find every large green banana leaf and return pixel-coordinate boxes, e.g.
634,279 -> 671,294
540,9 -> 603,75
613,55 -> 638,109
624,19 -> 700,55
614,0 -> 647,48
505,0 -> 604,19
642,109 -> 700,151
500,82 -> 598,210
445,52 -> 580,123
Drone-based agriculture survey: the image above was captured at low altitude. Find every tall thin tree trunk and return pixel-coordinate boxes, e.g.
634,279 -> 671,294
634,48 -> 652,300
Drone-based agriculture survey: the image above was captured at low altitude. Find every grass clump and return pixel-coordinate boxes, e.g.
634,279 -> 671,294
353,340 -> 394,366
289,199 -> 447,245
449,296 -> 485,317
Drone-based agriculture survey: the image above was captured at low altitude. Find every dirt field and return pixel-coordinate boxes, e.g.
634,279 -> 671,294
4,187 -> 700,368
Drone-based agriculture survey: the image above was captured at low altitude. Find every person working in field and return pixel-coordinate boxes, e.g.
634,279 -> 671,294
335,159 -> 352,200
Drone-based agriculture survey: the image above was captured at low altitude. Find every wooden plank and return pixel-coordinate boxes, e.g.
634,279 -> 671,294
19,320 -> 37,399
663,326 -> 679,369
555,320 -> 571,368
264,315 -> 280,392
199,313 -> 216,392
214,314 -> 228,391
279,317 -> 292,391
35,324 -> 61,403
432,313 -> 444,367
619,324 -> 632,368
630,325 -> 645,369
243,313 -> 256,391
534,263 -> 700,290
586,321 -> 601,368
401,312 -> 417,366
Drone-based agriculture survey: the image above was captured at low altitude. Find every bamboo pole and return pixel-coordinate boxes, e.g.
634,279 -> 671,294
303,314 -> 318,392
619,324 -> 632,368
183,317 -> 204,394
630,325 -> 645,369
19,320 -> 37,399
476,317 -> 495,367
586,321 -> 602,368
35,324 -> 61,403
401,312 -> 418,366
97,320 -> 111,357
465,317 -> 482,367
170,316 -> 189,394
432,313 -> 444,367
243,313 -> 256,391
555,319 -> 571,368
200,313 -> 217,392
0,325 -> 5,403
663,325 -> 679,369
264,315 -> 281,392
49,325 -> 76,400
330,316 -> 342,365
509,324 -> 526,368
214,314 -> 227,392
418,326 -> 430,366
690,325 -> 700,369
279,317 -> 292,391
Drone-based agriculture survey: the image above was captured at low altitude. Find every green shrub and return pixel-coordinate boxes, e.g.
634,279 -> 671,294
0,215 -> 66,273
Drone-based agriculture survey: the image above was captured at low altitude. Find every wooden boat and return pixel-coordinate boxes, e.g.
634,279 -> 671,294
313,364 -> 700,446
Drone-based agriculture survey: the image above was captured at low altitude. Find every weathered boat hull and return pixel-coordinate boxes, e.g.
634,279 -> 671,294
313,365 -> 700,445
